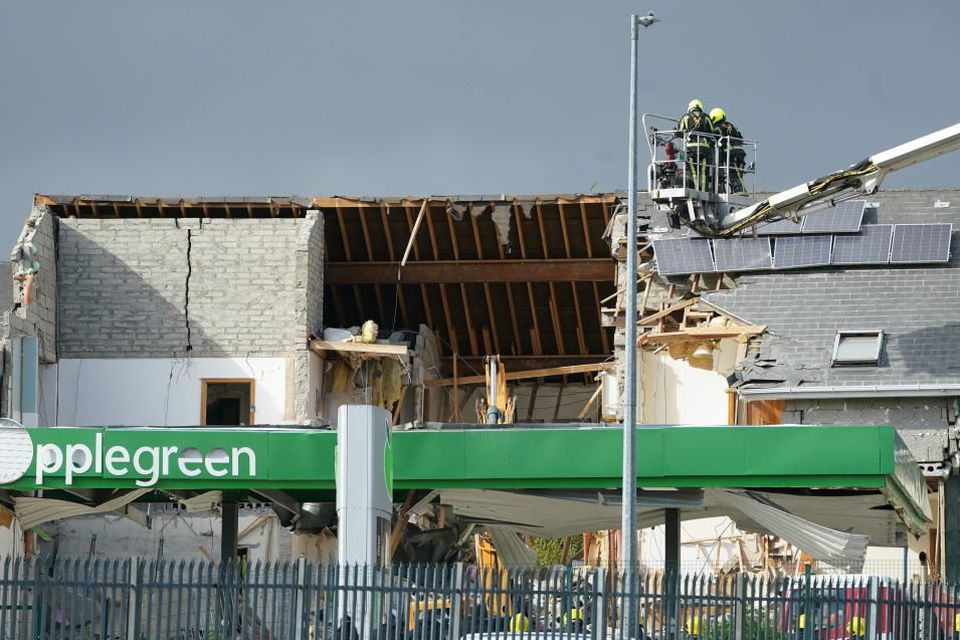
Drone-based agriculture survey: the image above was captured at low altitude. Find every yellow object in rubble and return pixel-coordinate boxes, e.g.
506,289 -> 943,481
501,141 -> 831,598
509,613 -> 530,632
846,616 -> 866,637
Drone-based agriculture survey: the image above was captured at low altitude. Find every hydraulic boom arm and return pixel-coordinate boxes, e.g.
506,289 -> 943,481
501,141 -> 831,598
699,122 -> 960,237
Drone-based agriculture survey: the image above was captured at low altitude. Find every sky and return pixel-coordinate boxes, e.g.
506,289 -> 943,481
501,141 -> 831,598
1,1 -> 959,246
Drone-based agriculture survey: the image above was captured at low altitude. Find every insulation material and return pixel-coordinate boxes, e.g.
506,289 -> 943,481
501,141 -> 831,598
377,357 -> 404,412
487,525 -> 538,567
329,361 -> 357,393
15,489 -> 150,530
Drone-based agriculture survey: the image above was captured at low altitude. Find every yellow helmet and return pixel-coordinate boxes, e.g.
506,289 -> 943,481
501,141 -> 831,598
510,613 -> 530,632
709,107 -> 726,124
687,99 -> 704,113
846,616 -> 866,637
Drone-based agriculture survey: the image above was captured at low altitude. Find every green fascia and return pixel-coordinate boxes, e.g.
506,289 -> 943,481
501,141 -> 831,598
5,424 -> 896,493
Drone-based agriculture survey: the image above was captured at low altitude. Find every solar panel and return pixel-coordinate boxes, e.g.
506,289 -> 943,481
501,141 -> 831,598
800,200 -> 865,234
773,235 -> 833,269
756,217 -> 803,236
652,238 -> 716,275
890,223 -> 952,263
712,237 -> 773,272
831,224 -> 893,265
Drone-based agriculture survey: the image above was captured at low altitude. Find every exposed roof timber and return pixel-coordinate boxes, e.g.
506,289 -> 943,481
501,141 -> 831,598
641,325 -> 766,344
35,193 -> 619,217
324,259 -> 614,284
424,362 -> 611,388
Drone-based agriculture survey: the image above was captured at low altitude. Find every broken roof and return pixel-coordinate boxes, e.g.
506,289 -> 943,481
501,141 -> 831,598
34,192 -> 620,375
700,188 -> 960,398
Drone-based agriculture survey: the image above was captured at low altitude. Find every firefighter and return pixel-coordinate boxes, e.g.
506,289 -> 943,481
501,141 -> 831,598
677,99 -> 716,191
709,107 -> 746,194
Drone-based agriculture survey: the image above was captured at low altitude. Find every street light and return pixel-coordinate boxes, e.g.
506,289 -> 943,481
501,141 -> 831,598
622,10 -> 657,638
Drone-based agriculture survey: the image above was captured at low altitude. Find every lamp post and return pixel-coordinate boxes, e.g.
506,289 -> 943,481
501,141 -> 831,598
622,10 -> 657,638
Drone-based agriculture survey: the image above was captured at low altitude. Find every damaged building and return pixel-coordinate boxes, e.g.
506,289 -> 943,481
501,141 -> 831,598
1,193 -> 620,562
619,188 -> 960,578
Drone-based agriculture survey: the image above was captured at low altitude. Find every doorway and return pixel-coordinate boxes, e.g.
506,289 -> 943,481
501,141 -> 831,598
201,379 -> 255,425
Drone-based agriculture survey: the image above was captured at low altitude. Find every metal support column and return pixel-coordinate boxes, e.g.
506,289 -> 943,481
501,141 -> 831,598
621,13 -> 641,639
221,501 -> 238,564
665,508 -> 680,573
944,474 -> 960,581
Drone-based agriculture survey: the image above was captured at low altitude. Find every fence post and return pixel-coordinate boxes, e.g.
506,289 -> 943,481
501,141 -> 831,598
126,557 -> 140,640
294,558 -> 307,640
449,562 -> 464,640
734,572 -> 746,640
867,577 -> 878,640
803,565 -> 813,640
593,567 -> 608,640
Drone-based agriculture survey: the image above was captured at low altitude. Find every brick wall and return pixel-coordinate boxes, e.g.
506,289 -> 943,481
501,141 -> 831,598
57,216 -> 323,359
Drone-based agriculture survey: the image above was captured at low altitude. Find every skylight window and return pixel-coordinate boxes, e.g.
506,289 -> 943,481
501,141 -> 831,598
832,330 -> 884,366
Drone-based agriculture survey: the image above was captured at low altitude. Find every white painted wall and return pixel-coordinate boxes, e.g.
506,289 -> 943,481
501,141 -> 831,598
45,509 -> 291,564
40,358 -> 297,427
640,351 -> 730,425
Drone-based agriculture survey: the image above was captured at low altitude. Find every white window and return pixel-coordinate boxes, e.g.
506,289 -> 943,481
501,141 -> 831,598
832,330 -> 884,366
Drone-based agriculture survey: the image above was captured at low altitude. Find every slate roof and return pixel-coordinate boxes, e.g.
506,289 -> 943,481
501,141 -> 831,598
701,188 -> 960,396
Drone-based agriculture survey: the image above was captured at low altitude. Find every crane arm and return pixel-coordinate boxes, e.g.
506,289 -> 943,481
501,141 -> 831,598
702,122 -> 960,237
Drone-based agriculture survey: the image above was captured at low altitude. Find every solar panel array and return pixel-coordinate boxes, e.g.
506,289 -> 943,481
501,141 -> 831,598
652,219 -> 951,276
652,238 -> 715,275
890,223 -> 952,263
832,224 -> 893,265
773,235 -> 833,269
713,237 -> 772,272
756,217 -> 803,235
800,200 -> 866,234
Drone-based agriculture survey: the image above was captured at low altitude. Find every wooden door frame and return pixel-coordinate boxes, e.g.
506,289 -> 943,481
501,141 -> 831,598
200,378 -> 256,426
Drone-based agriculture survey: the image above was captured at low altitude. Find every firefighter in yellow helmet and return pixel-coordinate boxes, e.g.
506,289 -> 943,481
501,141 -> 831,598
677,99 -> 716,192
710,107 -> 747,194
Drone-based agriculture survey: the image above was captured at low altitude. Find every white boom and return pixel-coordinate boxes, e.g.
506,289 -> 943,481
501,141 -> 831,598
698,122 -> 960,237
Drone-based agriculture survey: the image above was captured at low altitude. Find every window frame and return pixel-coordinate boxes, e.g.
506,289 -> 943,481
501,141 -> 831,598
200,378 -> 256,426
831,330 -> 884,367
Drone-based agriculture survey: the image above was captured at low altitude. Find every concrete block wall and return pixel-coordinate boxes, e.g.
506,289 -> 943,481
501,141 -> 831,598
784,397 -> 953,463
58,218 -> 189,358
54,215 -> 324,421
57,216 -> 323,358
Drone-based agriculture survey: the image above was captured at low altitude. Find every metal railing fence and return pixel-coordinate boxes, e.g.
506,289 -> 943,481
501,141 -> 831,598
1,557 -> 960,640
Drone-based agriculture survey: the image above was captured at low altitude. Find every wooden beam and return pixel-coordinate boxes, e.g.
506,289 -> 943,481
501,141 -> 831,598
642,325 -> 767,344
424,362 -> 610,388
309,340 -> 410,356
325,259 -> 613,284
639,298 -> 697,325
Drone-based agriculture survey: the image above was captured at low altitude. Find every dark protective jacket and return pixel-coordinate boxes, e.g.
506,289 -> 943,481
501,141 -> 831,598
715,120 -> 744,152
677,110 -> 715,149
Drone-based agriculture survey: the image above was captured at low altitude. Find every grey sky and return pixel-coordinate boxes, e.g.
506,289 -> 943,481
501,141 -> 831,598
2,1 -> 959,246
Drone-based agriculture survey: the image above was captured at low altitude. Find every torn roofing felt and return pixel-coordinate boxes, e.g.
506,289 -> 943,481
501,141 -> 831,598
700,189 -> 960,394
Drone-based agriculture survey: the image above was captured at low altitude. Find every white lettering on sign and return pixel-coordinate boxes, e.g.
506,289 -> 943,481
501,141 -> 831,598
34,443 -> 258,486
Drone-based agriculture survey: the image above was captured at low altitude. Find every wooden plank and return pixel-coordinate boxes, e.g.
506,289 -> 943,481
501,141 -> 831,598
642,325 -> 766,343
577,384 -> 603,420
424,362 -> 610,388
639,298 -> 697,325
309,340 -> 410,356
326,259 -> 616,284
